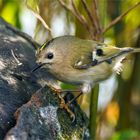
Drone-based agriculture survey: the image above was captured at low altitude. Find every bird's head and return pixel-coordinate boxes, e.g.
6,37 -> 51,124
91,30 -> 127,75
32,37 -> 69,72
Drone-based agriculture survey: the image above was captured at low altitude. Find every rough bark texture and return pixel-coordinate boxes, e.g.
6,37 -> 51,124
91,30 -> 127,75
5,86 -> 89,140
0,18 -> 89,140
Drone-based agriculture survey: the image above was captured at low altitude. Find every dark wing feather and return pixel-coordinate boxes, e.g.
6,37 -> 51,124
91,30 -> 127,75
72,51 -> 94,69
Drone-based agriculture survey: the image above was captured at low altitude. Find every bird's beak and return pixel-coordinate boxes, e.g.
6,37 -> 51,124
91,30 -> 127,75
31,63 -> 46,72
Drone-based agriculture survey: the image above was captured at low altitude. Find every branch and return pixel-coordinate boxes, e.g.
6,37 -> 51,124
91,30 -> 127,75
70,0 -> 94,36
58,0 -> 94,39
92,0 -> 102,33
25,0 -> 51,33
80,0 -> 96,32
103,2 -> 140,34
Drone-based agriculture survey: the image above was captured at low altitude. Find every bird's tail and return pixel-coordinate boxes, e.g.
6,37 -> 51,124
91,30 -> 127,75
94,46 -> 140,67
108,47 -> 140,60
103,47 -> 140,59
96,46 -> 136,61
119,47 -> 140,56
130,48 -> 140,53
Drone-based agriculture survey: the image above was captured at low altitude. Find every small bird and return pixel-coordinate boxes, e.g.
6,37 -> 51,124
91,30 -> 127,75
32,35 -> 140,120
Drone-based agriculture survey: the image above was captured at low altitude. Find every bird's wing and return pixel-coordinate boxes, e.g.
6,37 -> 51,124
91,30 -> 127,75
72,51 -> 95,69
71,42 -> 109,69
73,45 -> 133,70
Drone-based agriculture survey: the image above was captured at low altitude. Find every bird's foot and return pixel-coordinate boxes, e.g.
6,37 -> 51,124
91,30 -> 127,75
47,84 -> 76,121
59,97 -> 75,122
54,92 -> 75,122
57,90 -> 83,122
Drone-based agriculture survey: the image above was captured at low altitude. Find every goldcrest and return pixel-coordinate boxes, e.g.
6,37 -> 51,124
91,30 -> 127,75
33,36 -> 140,93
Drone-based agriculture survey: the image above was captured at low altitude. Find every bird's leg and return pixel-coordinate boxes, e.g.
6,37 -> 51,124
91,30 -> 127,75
66,91 -> 83,105
58,90 -> 83,121
60,90 -> 83,122
47,83 -> 82,121
58,93 -> 76,121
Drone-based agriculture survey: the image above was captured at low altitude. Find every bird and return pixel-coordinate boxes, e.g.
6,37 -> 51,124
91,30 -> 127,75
32,35 -> 140,120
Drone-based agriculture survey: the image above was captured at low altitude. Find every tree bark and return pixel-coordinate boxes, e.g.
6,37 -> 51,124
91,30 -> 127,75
0,18 -> 89,140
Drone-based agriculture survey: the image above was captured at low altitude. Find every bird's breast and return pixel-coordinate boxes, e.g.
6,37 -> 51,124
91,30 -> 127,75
50,62 -> 113,85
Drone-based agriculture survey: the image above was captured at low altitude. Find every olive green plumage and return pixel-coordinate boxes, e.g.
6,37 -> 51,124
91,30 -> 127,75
35,35 -> 140,93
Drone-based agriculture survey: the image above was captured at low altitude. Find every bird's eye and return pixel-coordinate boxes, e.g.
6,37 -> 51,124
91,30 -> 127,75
46,52 -> 54,59
96,48 -> 103,56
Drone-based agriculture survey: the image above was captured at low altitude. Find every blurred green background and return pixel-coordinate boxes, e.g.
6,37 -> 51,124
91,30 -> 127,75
0,0 -> 140,140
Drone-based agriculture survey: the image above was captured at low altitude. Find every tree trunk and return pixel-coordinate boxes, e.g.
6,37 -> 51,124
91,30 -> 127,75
0,18 -> 89,140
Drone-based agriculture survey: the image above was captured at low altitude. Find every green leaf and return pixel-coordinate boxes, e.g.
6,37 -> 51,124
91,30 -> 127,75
111,129 -> 139,140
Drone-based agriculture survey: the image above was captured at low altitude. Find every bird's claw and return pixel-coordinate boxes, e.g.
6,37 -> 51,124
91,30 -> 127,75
60,101 -> 75,122
46,84 -> 76,121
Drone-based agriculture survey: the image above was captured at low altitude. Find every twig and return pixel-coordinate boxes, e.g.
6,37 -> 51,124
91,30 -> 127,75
58,0 -> 94,39
92,0 -> 102,33
32,12 -> 52,32
103,2 -> 140,33
70,0 -> 94,37
25,0 -> 51,32
11,49 -> 22,66
81,0 -> 96,32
